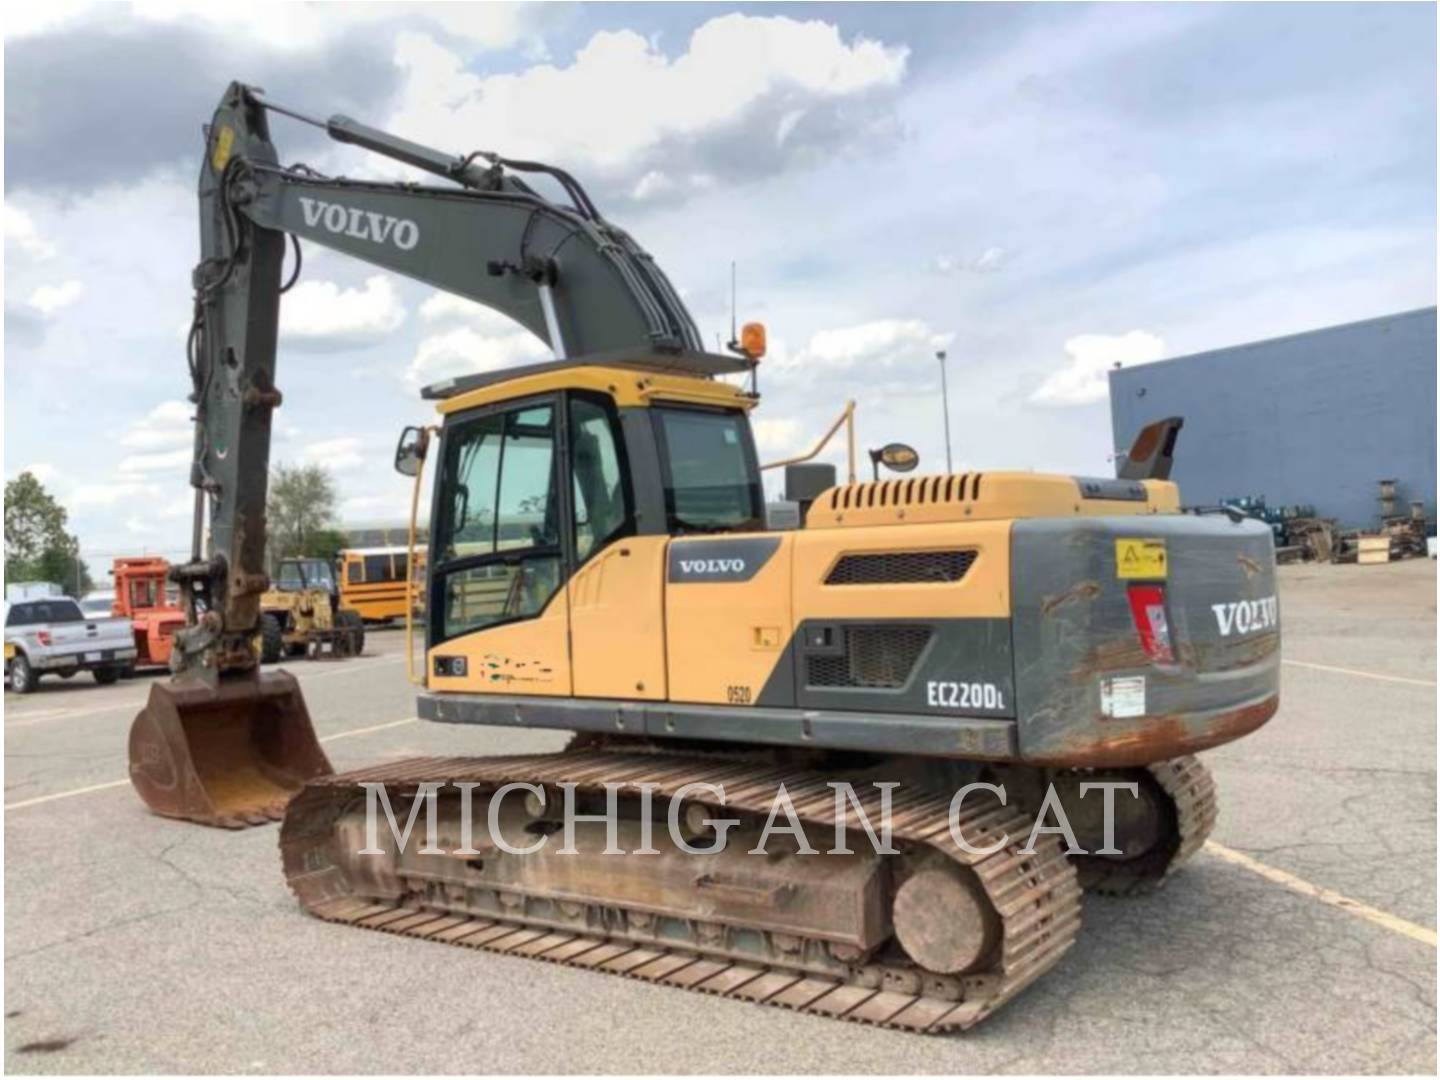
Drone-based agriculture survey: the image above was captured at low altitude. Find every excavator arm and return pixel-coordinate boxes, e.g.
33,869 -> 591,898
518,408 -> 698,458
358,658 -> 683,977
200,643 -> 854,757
130,82 -> 708,826
174,81 -> 701,681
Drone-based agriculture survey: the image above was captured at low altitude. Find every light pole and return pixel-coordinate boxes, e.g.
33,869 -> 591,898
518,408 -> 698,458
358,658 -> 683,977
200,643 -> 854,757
937,349 -> 954,474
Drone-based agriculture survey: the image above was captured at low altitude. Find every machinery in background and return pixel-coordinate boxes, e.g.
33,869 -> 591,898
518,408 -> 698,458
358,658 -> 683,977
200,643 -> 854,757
258,556 -> 364,662
337,546 -> 426,624
111,557 -> 187,670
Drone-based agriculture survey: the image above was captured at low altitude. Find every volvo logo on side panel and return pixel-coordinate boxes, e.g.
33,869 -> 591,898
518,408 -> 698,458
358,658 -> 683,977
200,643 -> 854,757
668,538 -> 781,583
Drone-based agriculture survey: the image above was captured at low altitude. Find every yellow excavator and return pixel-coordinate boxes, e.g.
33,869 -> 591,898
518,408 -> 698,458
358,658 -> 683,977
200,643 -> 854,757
128,84 -> 1281,1032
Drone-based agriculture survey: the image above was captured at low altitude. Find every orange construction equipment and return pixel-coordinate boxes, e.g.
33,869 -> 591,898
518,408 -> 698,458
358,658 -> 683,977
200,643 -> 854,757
111,557 -> 186,670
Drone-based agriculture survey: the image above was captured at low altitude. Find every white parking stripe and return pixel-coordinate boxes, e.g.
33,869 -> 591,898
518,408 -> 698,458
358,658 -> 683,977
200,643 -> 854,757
4,654 -> 408,729
4,713 -> 418,813
1205,840 -> 1437,947
1282,658 -> 1435,688
5,778 -> 132,810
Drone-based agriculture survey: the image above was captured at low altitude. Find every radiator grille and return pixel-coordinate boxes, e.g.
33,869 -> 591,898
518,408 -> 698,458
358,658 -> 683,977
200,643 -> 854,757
806,625 -> 932,689
825,550 -> 976,585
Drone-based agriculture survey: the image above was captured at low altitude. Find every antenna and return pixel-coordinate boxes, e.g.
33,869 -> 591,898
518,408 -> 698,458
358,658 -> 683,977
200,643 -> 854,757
730,260 -> 737,346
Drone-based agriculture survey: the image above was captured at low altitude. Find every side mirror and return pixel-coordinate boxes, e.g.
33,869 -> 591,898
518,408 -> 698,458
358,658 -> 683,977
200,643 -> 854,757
394,425 -> 428,477
868,442 -> 920,479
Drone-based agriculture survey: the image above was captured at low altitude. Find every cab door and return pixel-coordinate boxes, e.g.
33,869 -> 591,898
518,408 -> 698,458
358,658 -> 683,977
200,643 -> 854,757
426,395 -> 573,696
566,393 -> 667,700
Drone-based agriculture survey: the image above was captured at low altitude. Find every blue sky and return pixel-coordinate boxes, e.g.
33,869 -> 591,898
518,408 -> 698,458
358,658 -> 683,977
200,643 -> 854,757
4,2 -> 1435,567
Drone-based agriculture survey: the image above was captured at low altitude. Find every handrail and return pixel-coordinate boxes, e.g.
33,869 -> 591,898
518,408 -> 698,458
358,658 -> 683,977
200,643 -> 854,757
759,400 -> 857,484
405,426 -> 437,687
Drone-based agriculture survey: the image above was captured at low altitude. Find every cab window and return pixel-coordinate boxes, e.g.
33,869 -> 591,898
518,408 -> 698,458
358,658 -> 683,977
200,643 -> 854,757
433,401 -> 562,642
570,396 -> 631,562
654,407 -> 763,534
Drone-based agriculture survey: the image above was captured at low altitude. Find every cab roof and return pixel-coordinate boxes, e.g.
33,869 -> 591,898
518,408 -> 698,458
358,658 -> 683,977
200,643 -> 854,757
429,348 -> 759,415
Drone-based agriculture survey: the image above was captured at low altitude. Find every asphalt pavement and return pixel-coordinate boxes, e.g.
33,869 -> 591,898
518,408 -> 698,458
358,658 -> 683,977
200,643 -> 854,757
4,561 -> 1435,1074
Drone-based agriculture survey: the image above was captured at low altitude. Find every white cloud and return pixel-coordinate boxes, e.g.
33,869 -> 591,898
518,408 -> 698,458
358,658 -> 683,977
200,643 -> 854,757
386,15 -> 907,201
280,275 -> 406,350
9,1 -> 548,51
3,206 -> 55,259
771,319 -> 954,381
751,416 -> 803,453
15,462 -> 62,485
28,280 -> 83,315
301,436 -> 366,472
406,326 -> 551,391
118,448 -> 193,474
933,247 -> 1010,275
407,291 -> 551,388
69,479 -> 164,508
418,292 -> 525,331
1030,330 -> 1166,407
120,400 -> 192,449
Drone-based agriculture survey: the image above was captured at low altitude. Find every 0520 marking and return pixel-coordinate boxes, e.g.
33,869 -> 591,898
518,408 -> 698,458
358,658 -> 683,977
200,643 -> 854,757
927,680 -> 1005,711
725,685 -> 752,704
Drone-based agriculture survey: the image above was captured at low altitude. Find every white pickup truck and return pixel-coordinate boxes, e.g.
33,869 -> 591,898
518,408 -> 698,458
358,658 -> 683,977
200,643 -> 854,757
4,597 -> 138,693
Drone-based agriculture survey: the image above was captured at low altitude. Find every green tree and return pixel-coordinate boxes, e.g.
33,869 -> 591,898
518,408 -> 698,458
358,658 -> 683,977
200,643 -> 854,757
266,463 -> 340,570
307,527 -> 349,564
4,472 -> 93,594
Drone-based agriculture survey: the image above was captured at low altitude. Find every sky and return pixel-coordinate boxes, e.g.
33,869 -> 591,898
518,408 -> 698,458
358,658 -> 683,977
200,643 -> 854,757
4,1 -> 1436,570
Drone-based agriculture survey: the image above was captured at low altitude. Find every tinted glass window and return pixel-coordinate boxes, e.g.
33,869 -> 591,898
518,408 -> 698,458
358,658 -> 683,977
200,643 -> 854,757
655,408 -> 762,534
362,554 -> 404,583
496,406 -> 558,551
8,600 -> 83,625
436,412 -> 505,563
276,562 -> 303,590
570,397 -> 630,562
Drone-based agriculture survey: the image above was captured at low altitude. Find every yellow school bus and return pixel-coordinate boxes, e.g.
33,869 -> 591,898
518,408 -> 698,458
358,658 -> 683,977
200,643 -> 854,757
337,546 -> 426,624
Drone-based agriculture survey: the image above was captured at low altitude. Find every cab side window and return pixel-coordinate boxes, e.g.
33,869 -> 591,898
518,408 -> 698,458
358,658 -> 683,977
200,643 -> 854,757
569,396 -> 631,563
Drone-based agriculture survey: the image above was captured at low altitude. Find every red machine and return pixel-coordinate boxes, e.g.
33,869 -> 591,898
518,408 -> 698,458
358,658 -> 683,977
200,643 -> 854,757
111,558 -> 186,670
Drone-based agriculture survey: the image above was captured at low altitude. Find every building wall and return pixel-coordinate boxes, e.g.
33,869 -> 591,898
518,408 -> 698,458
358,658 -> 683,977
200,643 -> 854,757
1109,308 -> 1436,529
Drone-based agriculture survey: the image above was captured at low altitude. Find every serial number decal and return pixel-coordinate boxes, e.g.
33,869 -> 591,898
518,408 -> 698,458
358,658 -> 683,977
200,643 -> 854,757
926,680 -> 1005,711
725,684 -> 752,704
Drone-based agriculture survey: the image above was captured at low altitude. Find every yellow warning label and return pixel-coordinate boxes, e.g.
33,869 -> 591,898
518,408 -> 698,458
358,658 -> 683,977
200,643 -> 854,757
1116,538 -> 1167,579
211,124 -> 236,173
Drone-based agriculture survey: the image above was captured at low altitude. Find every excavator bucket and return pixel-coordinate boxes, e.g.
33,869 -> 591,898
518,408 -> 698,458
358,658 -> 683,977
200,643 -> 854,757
128,671 -> 332,828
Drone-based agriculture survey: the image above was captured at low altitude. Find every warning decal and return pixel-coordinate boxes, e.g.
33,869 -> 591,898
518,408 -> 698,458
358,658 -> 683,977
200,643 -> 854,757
1115,538 -> 1167,579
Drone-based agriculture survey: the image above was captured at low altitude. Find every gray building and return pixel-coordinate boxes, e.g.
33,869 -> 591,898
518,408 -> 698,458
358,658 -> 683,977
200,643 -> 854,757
1109,307 -> 1436,529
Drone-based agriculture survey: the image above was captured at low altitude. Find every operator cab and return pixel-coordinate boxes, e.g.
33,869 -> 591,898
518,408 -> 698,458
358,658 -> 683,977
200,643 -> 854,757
394,350 -> 764,665
274,557 -> 339,601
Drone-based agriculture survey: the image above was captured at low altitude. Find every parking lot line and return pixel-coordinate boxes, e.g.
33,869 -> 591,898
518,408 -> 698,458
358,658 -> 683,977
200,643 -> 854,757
1205,840 -> 1437,948
5,778 -> 132,810
319,717 -> 418,742
4,714 -> 418,813
4,654 -> 408,729
1282,658 -> 1435,688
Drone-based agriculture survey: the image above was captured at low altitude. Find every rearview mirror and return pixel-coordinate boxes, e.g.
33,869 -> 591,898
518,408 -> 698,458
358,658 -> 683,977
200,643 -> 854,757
394,425 -> 428,477
869,442 -> 919,479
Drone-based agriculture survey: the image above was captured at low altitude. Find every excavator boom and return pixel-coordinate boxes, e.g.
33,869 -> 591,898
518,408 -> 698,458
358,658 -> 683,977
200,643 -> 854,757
129,81 -> 711,826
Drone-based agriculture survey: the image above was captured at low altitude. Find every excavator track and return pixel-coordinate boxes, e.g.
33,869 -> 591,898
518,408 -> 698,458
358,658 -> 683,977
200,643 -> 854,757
280,750 -> 1082,1032
1069,755 -> 1218,897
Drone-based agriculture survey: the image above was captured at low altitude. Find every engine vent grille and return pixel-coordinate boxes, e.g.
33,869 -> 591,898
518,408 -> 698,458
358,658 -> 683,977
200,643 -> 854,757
827,473 -> 986,511
826,550 -> 976,586
806,625 -> 932,689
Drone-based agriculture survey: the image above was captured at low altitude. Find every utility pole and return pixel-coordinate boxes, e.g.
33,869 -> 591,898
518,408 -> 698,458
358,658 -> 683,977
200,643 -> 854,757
937,349 -> 954,474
